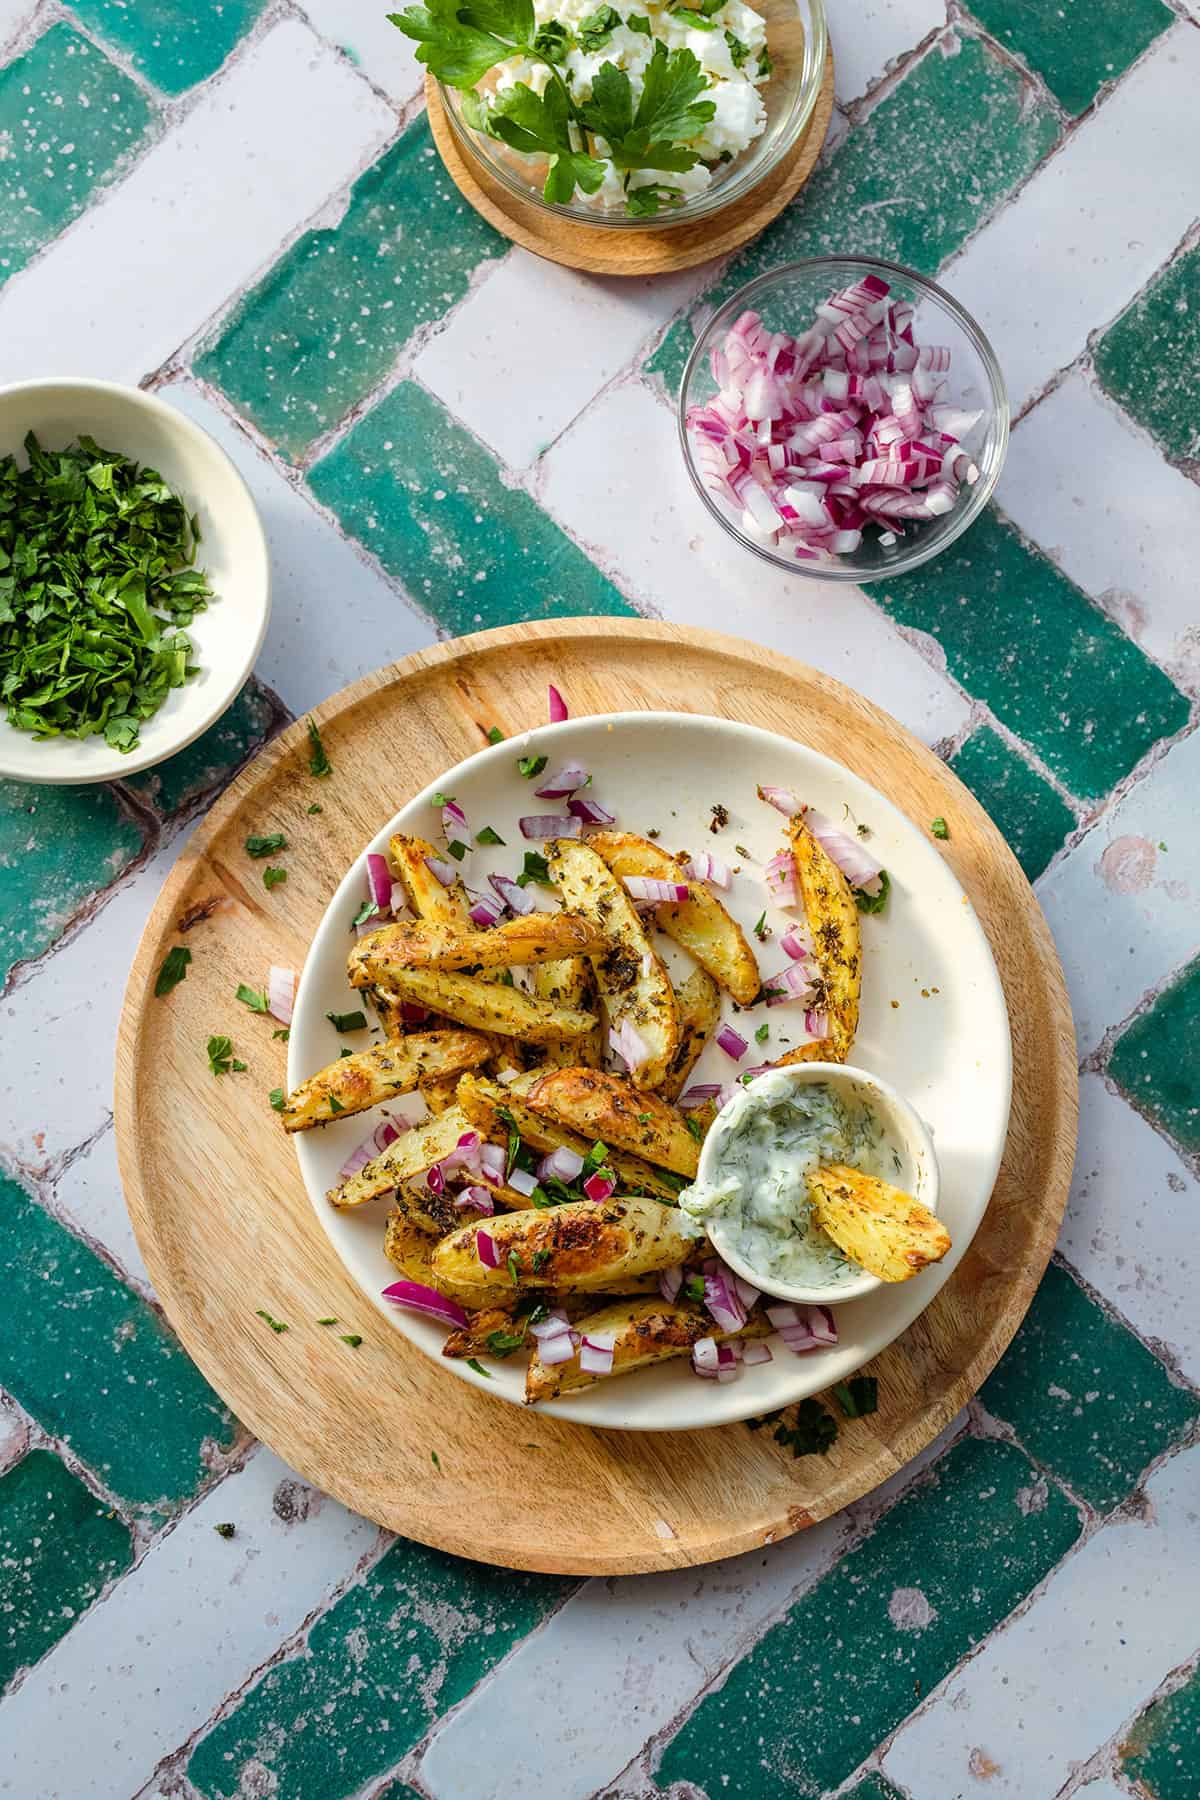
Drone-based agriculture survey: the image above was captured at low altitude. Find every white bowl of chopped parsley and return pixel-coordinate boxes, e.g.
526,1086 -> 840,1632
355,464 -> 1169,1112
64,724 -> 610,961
0,379 -> 270,784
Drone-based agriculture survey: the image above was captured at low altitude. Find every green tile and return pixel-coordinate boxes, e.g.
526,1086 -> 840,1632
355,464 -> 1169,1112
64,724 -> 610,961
847,1778 -> 908,1800
876,507 -> 1189,803
0,24 -> 156,287
197,119 -> 506,460
965,0 -> 1170,115
1094,241 -> 1200,466
646,32 -> 1059,394
0,1172 -> 237,1514
0,780 -> 144,983
66,0 -> 267,95
981,1260 -> 1197,1511
187,1539 -> 571,1799
950,726 -> 1075,881
655,1436 -> 1080,1798
1121,1664 -> 1200,1799
0,1448 -> 133,1692
1109,956 -> 1200,1155
307,380 -> 635,636
125,679 -> 279,816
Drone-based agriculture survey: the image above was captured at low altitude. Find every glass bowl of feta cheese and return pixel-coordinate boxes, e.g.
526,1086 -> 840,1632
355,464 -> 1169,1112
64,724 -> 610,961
428,0 -> 827,227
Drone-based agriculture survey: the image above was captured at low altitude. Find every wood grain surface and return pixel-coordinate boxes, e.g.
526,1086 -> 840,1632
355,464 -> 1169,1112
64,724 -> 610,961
423,44 -> 835,276
114,621 -> 1077,1576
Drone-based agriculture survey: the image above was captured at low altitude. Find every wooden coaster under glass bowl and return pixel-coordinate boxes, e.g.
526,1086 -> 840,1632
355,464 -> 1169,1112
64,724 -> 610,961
423,43 -> 834,278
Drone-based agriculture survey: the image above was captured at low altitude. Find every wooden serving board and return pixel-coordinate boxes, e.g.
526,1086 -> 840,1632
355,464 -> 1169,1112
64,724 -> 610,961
424,44 -> 834,276
115,621 -> 1076,1576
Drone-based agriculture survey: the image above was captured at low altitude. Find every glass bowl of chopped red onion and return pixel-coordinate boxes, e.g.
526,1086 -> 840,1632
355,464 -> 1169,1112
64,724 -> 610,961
679,255 -> 1009,578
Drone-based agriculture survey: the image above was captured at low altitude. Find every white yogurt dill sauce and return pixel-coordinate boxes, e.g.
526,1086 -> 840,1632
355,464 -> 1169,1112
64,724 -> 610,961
680,1071 -> 905,1289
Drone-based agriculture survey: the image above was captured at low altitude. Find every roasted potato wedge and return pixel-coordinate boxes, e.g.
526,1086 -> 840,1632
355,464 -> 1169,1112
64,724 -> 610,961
384,1198 -> 510,1308
533,956 -> 603,1068
431,1194 -> 694,1298
419,1070 -> 462,1115
350,912 -> 605,985
545,838 -> 679,1090
376,966 -> 598,1044
388,832 -> 473,926
807,1164 -> 951,1281
280,1031 -> 491,1133
660,966 -> 721,1101
774,810 -> 861,1067
456,1074 -> 685,1203
588,830 -> 761,1006
525,1067 -> 699,1177
525,1297 -> 770,1402
329,1104 -> 497,1208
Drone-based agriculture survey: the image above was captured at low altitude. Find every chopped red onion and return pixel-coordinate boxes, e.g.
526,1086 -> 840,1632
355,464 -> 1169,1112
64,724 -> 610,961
764,850 -> 797,907
454,1186 -> 495,1215
442,799 -> 468,839
267,965 -> 295,1026
686,850 -> 731,889
679,1083 -> 722,1108
373,1117 -> 403,1153
519,814 -> 581,840
400,1001 -> 431,1027
529,1308 -> 571,1341
506,1165 -> 539,1197
489,872 -> 538,916
583,1171 -> 615,1204
691,1336 -> 720,1375
366,853 -> 392,912
439,1131 -> 482,1176
470,893 -> 506,928
548,683 -> 568,723
741,1341 -> 773,1366
534,762 -> 588,799
780,923 -> 815,961
732,1273 -> 761,1310
659,1265 -> 684,1303
475,1228 -> 499,1269
716,1023 -> 747,1061
804,1009 -> 830,1040
426,1160 -> 446,1196
764,961 -> 817,1007
537,1330 -> 576,1365
478,1142 -> 507,1185
623,876 -> 689,905
381,1278 -> 468,1329
568,795 -> 616,826
758,784 -> 801,816
804,808 -> 885,894
703,1265 -> 746,1334
765,1302 -> 799,1328
579,1331 -> 616,1375
809,1306 -> 839,1345
389,880 -> 408,916
425,854 -> 456,887
609,1017 -> 651,1072
338,1134 -> 377,1181
538,1146 -> 584,1184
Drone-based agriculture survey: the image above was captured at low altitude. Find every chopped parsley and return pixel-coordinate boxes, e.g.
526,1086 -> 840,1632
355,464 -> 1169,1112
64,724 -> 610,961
236,983 -> 269,1013
507,1249 -> 522,1285
307,803 -> 323,815
339,1334 -> 363,1348
486,1327 -> 526,1357
833,1375 -> 878,1419
475,824 -> 506,846
753,911 -> 771,941
466,1357 -> 492,1378
757,46 -> 772,74
317,1317 -> 338,1326
154,945 -> 192,997
430,1449 -> 442,1469
263,866 -> 287,890
774,1400 -> 837,1457
755,1021 -> 769,1043
853,869 -> 891,915
208,1035 -> 246,1076
307,717 -> 331,778
255,1309 -> 288,1333
351,897 -> 381,929
531,1247 -> 552,1273
269,1087 -> 286,1112
486,725 -> 505,744
517,849 -> 552,886
431,790 -> 455,807
580,1140 -> 610,1181
213,1522 -> 236,1539
532,17 -> 571,59
684,1273 -> 705,1302
326,1009 -> 368,1033
724,28 -> 749,65
518,753 -> 548,779
272,1026 -> 290,1042
328,1094 -> 345,1115
577,3 -> 621,48
446,838 -> 470,861
931,817 -> 949,840
245,832 -> 286,859
684,1114 -> 703,1143
626,9 -> 651,29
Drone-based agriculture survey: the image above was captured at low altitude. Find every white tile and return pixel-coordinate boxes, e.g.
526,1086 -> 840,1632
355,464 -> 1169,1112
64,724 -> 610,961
0,1391 -> 30,1476
1036,726 -> 1200,1054
166,382 -> 435,711
0,19 -> 394,386
300,0 -> 426,105
945,25 -> 1200,410
883,1443 -> 1200,1800
539,382 -> 970,747
830,0 -> 946,105
52,1124 -> 154,1294
421,1513 -> 849,1800
1001,373 -> 1200,687
1060,1077 -> 1200,1382
0,2 -> 34,49
0,1447 -> 379,1800
416,252 -> 709,468
1075,1784 -> 1133,1800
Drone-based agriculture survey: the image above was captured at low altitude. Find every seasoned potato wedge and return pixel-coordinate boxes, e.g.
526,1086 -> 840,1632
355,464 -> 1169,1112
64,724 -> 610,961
456,1074 -> 685,1203
532,955 -> 603,1068
525,1067 -> 699,1177
431,1194 -> 694,1297
376,966 -> 598,1044
328,1104 -> 496,1208
388,832 -> 473,926
384,1198 -> 510,1309
660,966 -> 721,1101
545,838 -> 679,1090
350,912 -> 605,986
807,1164 -> 951,1281
280,1031 -> 491,1133
419,1070 -> 462,1115
525,1297 -> 771,1402
588,830 -> 761,1006
774,811 -> 861,1067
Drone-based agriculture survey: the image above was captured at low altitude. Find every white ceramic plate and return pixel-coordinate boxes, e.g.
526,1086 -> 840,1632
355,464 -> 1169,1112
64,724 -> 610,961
290,712 -> 1012,1431
0,380 -> 270,784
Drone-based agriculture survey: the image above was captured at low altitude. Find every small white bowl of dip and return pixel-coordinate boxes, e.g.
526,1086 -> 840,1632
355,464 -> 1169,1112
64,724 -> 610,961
685,1062 -> 940,1305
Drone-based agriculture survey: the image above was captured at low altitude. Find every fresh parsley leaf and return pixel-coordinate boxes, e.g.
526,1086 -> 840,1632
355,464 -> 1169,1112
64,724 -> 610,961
530,1184 -> 554,1208
853,869 -> 891,915
668,5 -> 717,25
774,1399 -> 837,1456
307,717 -> 331,778
724,27 -> 749,64
931,817 -> 949,840
466,1356 -> 492,1377
446,837 -> 470,861
487,80 -> 607,204
532,18 -> 570,59
756,45 -> 771,73
755,1021 -> 769,1043
269,1087 -> 286,1113
486,724 -> 506,743
486,1327 -> 526,1356
339,1334 -> 363,1347
207,1035 -> 243,1076
576,3 -> 620,49
245,832 -> 286,858
496,968 -> 515,986
518,848 -> 551,885
507,1248 -> 522,1286
684,1114 -> 702,1142
581,43 -> 714,176
518,753 -> 548,778
684,1273 -> 705,1301
237,983 -> 269,1013
388,0 -> 530,88
625,182 -> 685,216
327,1009 -> 368,1032
272,1027 -> 290,1041
317,1317 -> 338,1326
505,1125 -> 521,1179
833,1375 -> 878,1419
475,824 -> 506,845
581,1140 -> 609,1180
214,1521 -> 236,1538
431,789 -> 455,807
308,803 -> 323,815
753,910 -> 770,941
532,1247 -> 552,1273
351,897 -> 381,929
430,1448 -> 442,1468
154,945 -> 191,997
255,1308 -> 288,1333
328,1094 -> 345,1114
263,865 -> 287,890
626,9 -> 651,29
